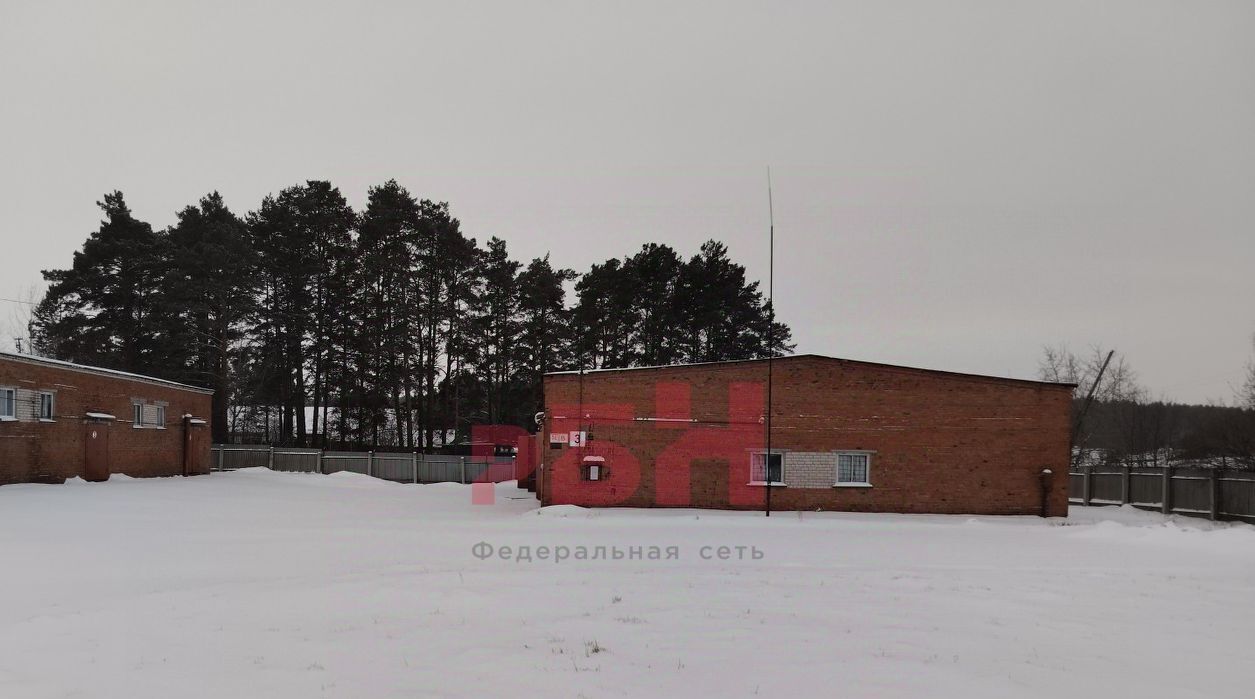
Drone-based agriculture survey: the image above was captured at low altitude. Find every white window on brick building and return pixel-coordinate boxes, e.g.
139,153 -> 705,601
38,391 -> 55,421
132,400 -> 167,428
750,451 -> 785,485
581,456 -> 606,481
0,387 -> 15,420
835,452 -> 872,486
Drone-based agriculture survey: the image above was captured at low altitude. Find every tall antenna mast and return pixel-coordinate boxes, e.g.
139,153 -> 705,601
765,168 -> 775,518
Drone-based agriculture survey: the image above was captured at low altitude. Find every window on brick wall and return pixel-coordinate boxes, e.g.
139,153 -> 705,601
132,401 -> 166,428
0,387 -> 15,420
581,456 -> 606,481
835,452 -> 871,486
38,391 -> 54,420
750,451 -> 785,485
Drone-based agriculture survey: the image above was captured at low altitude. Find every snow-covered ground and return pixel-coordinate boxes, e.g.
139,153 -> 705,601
2,470 -> 1253,698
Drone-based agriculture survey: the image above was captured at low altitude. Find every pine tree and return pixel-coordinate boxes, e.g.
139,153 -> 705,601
35,192 -> 168,374
473,237 -> 522,424
622,243 -> 684,366
162,192 -> 255,440
571,259 -> 635,369
247,181 -> 354,446
412,200 -> 477,449
516,255 -> 576,416
440,235 -> 483,442
675,240 -> 791,363
356,180 -> 420,446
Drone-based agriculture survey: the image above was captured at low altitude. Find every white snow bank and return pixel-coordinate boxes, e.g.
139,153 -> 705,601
1063,502 -> 1239,529
322,470 -> 397,485
534,504 -> 593,518
60,474 -> 137,485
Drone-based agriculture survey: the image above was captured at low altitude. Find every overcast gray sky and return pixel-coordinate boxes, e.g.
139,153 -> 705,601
2,0 -> 1252,403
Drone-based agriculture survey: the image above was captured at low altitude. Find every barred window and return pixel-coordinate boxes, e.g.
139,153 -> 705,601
836,452 -> 871,485
750,451 -> 784,484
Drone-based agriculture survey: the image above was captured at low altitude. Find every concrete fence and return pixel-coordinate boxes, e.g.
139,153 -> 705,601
1069,465 -> 1255,523
210,445 -> 517,485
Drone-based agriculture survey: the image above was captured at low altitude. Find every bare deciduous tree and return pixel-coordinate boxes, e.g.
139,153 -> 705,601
1242,333 -> 1255,410
2,285 -> 42,354
1039,343 -> 1142,402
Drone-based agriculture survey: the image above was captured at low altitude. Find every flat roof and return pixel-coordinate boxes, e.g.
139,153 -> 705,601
545,353 -> 1077,389
0,351 -> 215,394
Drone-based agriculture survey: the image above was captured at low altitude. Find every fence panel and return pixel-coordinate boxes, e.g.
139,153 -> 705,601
1070,464 -> 1255,523
484,457 -> 516,483
209,445 -> 517,485
464,461 -> 488,483
1170,469 -> 1212,514
1218,475 -> 1255,519
212,446 -> 271,471
1089,471 -> 1123,503
272,448 -> 321,473
418,455 -> 465,483
373,453 -> 414,482
1128,470 -> 1163,507
322,452 -> 371,475
1068,473 -> 1083,500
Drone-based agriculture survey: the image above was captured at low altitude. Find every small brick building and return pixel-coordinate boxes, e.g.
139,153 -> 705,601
539,355 -> 1074,516
0,351 -> 212,485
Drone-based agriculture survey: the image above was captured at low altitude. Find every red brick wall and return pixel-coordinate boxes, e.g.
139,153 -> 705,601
0,357 -> 213,485
541,357 -> 1072,516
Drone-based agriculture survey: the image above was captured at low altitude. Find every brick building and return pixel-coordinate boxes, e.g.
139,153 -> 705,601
539,355 -> 1074,516
0,351 -> 212,485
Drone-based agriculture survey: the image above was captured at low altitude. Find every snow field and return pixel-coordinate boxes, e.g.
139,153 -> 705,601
1,468 -> 1252,698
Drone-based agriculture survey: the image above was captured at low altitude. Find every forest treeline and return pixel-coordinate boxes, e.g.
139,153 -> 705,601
1039,344 -> 1255,467
30,181 -> 792,447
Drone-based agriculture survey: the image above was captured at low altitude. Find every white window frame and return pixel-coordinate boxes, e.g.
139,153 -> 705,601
581,456 -> 606,481
38,391 -> 55,421
0,387 -> 15,421
132,401 -> 167,429
748,450 -> 786,486
834,451 -> 873,487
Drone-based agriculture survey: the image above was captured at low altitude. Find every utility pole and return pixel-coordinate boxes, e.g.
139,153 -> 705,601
1071,349 -> 1114,470
765,168 -> 775,518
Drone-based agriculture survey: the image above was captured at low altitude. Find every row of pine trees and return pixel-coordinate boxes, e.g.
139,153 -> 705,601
31,181 -> 792,448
